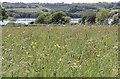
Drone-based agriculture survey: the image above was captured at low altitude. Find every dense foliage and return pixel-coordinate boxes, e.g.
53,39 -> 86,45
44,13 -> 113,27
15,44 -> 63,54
0,6 -> 8,22
0,2 -> 119,24
112,13 -> 119,24
35,12 -> 70,24
96,8 -> 110,24
1,2 -> 120,18
80,12 -> 96,24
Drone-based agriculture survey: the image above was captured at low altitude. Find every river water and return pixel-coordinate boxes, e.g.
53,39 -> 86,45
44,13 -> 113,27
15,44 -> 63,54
0,18 -> 78,25
0,18 -> 36,25
0,18 -> 119,25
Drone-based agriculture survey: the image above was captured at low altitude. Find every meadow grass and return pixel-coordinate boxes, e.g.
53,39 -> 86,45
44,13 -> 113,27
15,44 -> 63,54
7,7 -> 50,13
0,27 -> 2,78
2,24 -> 118,77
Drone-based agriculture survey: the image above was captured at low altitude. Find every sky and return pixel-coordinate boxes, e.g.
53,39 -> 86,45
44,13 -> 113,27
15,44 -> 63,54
0,0 -> 119,3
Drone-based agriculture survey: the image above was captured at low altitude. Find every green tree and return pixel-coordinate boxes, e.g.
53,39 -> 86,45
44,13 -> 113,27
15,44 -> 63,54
52,11 -> 70,24
96,8 -> 109,24
112,13 -> 119,24
63,16 -> 70,24
35,13 -> 52,24
85,14 -> 96,24
1,8 -> 8,22
0,5 -> 2,20
35,14 -> 46,24
35,11 -> 70,24
0,16 -> 2,20
44,13 -> 52,24
81,16 -> 87,24
81,13 -> 96,24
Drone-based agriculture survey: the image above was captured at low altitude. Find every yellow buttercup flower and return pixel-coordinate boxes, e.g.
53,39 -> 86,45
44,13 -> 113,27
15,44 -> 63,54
112,68 -> 117,72
57,45 -> 61,48
34,42 -> 37,45
54,44 -> 65,49
59,58 -> 62,61
32,45 -> 35,49
73,62 -> 77,65
31,42 -> 34,45
56,44 -> 60,48
79,65 -> 82,68
97,54 -> 100,57
31,41 -> 37,45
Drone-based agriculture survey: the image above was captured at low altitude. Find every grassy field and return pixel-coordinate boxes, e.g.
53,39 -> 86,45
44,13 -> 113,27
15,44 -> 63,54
7,7 -> 50,13
2,25 -> 118,77
0,27 -> 2,78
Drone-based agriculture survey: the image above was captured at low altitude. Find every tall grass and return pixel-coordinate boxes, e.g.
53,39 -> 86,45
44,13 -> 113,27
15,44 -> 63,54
2,25 -> 118,77
0,27 -> 2,78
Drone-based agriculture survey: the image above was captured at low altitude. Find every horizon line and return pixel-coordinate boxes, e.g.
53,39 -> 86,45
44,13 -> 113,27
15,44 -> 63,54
0,1 -> 119,4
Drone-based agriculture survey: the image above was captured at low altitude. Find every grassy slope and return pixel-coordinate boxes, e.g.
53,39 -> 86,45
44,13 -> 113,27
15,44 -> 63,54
7,7 -> 51,13
2,25 -> 118,77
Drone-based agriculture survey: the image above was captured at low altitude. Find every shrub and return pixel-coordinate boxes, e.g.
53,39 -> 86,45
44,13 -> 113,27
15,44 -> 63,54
96,8 -> 109,24
35,11 -> 70,24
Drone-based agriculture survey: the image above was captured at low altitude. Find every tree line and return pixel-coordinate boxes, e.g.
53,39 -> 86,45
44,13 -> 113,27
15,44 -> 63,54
81,8 -> 119,24
35,11 -> 70,24
35,8 -> 119,24
1,2 -> 120,19
0,6 -> 8,22
0,5 -> 119,24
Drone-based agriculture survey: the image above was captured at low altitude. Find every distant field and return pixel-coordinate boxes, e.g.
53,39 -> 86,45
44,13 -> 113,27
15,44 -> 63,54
7,7 -> 51,13
2,25 -> 118,77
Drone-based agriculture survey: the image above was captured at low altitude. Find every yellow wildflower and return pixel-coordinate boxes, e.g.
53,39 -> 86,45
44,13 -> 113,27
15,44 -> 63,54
26,52 -> 29,54
32,45 -> 35,49
58,45 -> 61,48
59,58 -> 62,61
34,42 -> 37,45
57,58 -> 62,64
31,41 -> 37,45
54,44 -> 61,48
112,68 -> 117,72
97,54 -> 100,57
79,65 -> 82,68
73,62 -> 77,65
56,44 -> 59,47
31,42 -> 34,45
56,44 -> 60,48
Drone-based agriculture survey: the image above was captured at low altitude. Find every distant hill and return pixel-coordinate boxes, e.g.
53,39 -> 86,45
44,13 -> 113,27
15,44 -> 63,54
0,2 -> 120,18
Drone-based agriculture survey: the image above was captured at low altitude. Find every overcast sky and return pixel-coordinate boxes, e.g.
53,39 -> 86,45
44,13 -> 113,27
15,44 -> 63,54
0,0 -> 119,3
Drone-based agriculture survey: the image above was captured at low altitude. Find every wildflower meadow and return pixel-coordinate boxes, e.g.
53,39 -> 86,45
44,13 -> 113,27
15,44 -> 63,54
2,24 -> 118,77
